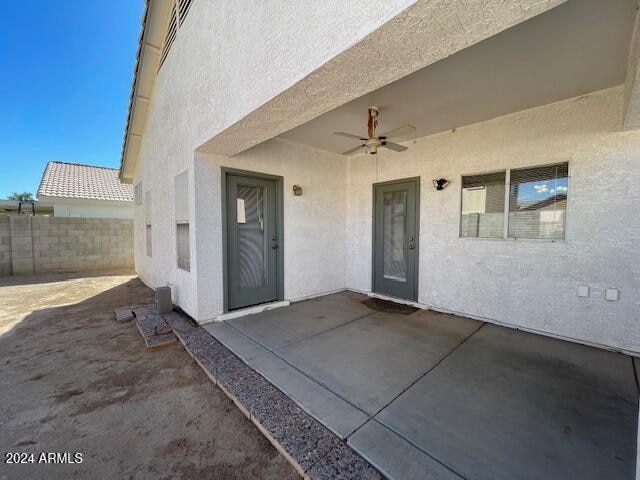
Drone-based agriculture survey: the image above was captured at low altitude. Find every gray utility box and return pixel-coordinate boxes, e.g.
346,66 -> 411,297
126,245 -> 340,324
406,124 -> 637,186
155,286 -> 173,314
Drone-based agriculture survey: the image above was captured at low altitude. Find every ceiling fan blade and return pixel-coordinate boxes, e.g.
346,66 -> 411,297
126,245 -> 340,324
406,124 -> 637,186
379,125 -> 415,139
382,141 -> 408,152
334,131 -> 367,140
342,145 -> 365,155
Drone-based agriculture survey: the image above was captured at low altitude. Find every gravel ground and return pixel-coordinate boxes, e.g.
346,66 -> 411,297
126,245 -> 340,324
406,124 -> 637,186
0,271 -> 298,480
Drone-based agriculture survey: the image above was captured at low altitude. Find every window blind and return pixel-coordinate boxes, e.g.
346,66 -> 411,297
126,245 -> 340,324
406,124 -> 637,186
134,182 -> 143,206
461,171 -> 506,238
146,225 -> 152,257
144,191 -> 152,226
176,223 -> 190,271
508,163 -> 568,239
174,171 -> 189,223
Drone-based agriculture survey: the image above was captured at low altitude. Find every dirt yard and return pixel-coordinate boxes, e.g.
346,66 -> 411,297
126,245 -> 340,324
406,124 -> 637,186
0,272 -> 298,480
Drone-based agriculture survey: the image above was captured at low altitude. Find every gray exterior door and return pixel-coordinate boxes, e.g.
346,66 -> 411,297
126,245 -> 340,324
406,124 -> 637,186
373,178 -> 419,301
226,174 -> 280,310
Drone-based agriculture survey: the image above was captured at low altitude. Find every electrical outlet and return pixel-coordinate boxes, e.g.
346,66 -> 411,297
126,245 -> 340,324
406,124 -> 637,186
577,285 -> 589,298
605,288 -> 619,302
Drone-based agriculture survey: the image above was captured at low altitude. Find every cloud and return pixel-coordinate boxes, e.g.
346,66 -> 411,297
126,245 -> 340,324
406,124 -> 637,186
533,184 -> 549,193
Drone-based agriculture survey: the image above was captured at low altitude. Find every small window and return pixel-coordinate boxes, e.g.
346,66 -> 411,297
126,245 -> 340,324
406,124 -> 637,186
176,224 -> 190,271
145,191 -> 152,256
508,163 -> 568,239
134,182 -> 143,205
174,171 -> 189,270
146,225 -> 152,257
144,191 -> 152,225
174,171 -> 188,223
461,172 -> 506,238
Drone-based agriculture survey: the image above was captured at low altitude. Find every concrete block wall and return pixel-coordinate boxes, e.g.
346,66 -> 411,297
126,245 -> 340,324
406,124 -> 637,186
0,217 -> 12,275
0,216 -> 133,275
9,216 -> 34,274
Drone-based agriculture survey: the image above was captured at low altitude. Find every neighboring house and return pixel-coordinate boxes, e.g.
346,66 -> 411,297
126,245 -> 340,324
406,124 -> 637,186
120,0 -> 639,358
38,161 -> 133,218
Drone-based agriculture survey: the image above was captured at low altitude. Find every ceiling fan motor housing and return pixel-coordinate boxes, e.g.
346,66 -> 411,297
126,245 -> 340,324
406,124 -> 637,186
366,137 -> 381,154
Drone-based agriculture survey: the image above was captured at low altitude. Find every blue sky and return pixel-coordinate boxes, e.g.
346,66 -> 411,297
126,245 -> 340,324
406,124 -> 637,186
0,1 -> 144,198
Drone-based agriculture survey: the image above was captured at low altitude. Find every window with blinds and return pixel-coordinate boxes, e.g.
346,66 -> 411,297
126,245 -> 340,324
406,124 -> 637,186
145,190 -> 152,257
508,163 -> 568,239
175,171 -> 190,271
134,182 -> 143,205
461,172 -> 506,238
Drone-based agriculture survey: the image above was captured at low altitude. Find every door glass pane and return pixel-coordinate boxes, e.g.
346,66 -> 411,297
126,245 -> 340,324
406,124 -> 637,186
237,185 -> 267,289
383,190 -> 407,282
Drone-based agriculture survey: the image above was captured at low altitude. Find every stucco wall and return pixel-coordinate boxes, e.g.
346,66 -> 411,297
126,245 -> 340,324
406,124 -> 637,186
194,139 -> 347,320
347,86 -> 640,354
133,0 -> 406,318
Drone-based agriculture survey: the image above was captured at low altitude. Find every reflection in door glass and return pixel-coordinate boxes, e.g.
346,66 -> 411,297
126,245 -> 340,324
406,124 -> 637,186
237,185 -> 267,289
383,190 -> 407,282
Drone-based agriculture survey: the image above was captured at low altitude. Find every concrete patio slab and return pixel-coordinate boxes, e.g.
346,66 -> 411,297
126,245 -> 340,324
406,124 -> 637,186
204,321 -> 269,360
375,324 -> 639,480
229,291 -> 374,349
275,309 -> 480,414
247,351 -> 370,439
197,292 -> 638,480
348,420 -> 462,480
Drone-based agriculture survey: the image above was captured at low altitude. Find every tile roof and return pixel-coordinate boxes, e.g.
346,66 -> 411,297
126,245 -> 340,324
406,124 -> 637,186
37,161 -> 134,202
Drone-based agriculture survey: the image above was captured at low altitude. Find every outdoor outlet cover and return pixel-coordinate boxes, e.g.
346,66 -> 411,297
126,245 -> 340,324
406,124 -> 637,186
605,288 -> 619,301
577,285 -> 589,298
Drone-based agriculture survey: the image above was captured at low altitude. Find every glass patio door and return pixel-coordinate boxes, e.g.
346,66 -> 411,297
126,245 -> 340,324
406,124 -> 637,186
373,178 -> 419,301
226,173 -> 279,310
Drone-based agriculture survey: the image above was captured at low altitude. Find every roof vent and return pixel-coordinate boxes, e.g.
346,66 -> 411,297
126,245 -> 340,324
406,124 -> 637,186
159,3 -> 178,69
178,0 -> 194,26
159,0 -> 195,71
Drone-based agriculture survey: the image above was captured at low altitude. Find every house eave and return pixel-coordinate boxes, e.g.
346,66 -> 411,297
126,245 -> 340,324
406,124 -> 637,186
119,0 -> 172,184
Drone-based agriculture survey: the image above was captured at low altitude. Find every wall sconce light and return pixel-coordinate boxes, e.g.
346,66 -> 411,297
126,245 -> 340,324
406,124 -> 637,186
432,178 -> 450,191
292,185 -> 302,196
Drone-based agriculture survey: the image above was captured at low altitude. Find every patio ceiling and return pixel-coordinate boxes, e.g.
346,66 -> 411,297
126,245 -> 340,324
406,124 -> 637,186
279,0 -> 637,154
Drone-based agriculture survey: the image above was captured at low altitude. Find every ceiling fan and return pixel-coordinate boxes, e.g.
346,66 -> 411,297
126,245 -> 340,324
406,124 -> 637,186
333,106 -> 415,155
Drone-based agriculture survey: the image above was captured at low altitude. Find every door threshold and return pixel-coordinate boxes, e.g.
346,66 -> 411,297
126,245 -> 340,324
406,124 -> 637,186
367,292 -> 425,310
218,300 -> 290,322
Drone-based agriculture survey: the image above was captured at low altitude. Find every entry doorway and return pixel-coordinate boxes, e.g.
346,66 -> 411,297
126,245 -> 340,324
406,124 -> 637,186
372,178 -> 419,301
223,169 -> 284,311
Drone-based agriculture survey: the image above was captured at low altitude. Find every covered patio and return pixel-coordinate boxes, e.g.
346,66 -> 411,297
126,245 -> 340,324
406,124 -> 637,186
204,291 -> 638,480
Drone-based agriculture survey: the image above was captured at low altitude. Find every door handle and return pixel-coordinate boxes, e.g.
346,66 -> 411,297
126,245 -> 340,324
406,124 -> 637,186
271,244 -> 278,249
408,234 -> 415,250
271,235 -> 278,250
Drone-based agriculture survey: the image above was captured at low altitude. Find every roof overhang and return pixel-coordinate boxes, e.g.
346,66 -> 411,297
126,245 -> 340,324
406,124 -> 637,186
119,0 -> 173,184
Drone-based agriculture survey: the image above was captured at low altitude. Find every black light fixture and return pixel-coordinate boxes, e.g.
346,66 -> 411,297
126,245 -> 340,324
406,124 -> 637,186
432,178 -> 450,191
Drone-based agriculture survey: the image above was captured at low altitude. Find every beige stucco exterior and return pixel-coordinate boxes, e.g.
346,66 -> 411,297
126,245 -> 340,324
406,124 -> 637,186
127,0 -> 639,356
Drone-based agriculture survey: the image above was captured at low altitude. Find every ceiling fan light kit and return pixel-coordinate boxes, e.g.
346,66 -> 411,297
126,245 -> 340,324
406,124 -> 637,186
333,106 -> 415,156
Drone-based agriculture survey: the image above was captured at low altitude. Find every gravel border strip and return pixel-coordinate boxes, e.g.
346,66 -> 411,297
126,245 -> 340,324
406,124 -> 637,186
167,318 -> 383,480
